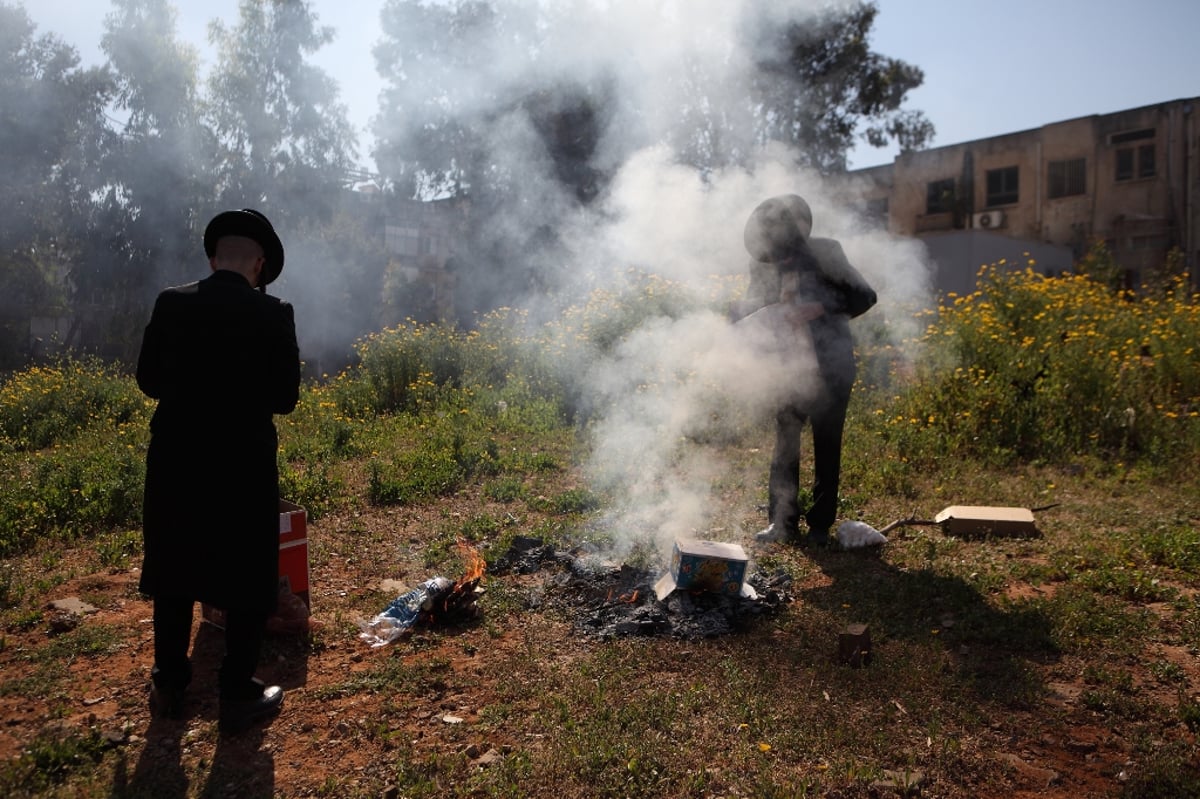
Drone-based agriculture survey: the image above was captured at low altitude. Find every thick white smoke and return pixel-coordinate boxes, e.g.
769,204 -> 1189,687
368,0 -> 939,560
568,140 -> 932,561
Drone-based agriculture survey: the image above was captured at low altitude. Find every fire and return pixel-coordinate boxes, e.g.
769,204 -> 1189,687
455,540 -> 487,585
415,541 -> 487,626
437,539 -> 486,613
605,588 -> 640,604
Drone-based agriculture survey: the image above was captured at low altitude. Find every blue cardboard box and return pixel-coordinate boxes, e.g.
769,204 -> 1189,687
655,539 -> 748,599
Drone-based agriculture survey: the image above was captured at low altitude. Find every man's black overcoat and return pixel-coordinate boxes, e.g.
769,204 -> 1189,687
743,237 -> 877,405
137,269 -> 300,613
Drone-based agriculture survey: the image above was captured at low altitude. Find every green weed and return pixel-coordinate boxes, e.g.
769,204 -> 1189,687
0,726 -> 110,795
1118,741 -> 1200,798
94,530 -> 140,570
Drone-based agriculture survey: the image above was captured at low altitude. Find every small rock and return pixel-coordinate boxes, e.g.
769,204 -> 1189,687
474,748 -> 503,767
48,597 -> 98,615
870,768 -> 926,794
996,752 -> 1059,788
101,728 -> 127,747
47,611 -> 82,635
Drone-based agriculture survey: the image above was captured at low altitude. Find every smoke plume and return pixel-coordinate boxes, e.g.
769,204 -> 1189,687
363,0 -> 936,558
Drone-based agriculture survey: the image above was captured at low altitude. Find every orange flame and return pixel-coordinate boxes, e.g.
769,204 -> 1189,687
454,540 -> 487,585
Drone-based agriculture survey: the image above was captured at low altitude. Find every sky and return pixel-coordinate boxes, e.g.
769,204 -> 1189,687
20,0 -> 1200,173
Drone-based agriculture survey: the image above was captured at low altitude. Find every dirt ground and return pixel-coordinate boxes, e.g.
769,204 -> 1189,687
1,495 -> 1197,798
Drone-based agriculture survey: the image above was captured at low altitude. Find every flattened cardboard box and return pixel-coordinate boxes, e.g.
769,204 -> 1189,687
654,539 -> 748,600
934,505 -> 1037,537
202,499 -> 310,628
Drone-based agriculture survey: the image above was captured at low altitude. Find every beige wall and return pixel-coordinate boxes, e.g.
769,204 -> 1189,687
845,98 -> 1198,290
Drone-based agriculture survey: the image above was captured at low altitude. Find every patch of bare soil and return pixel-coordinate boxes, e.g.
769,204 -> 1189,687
2,492 -> 1198,798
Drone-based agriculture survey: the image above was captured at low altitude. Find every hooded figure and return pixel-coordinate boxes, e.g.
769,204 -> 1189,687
734,194 -> 876,547
137,208 -> 300,732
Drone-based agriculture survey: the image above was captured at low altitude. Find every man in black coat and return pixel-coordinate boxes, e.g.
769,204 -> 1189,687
137,208 -> 301,731
734,194 -> 877,548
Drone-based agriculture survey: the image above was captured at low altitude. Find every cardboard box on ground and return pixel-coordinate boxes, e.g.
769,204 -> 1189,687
201,500 -> 314,635
933,505 -> 1038,537
654,539 -> 751,600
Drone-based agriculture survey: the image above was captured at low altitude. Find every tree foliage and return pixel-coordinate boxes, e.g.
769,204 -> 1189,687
98,0 -> 211,290
0,2 -> 112,366
0,0 -> 370,368
206,0 -> 357,229
373,0 -> 930,195
742,2 -> 932,173
370,0 -> 931,322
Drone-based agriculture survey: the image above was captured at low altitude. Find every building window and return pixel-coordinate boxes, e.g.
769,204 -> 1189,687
860,197 -> 888,225
385,225 -> 422,256
1115,144 -> 1156,181
925,178 -> 956,214
1111,128 -> 1156,182
1047,158 -> 1086,198
985,166 -> 1019,206
1110,128 -> 1155,145
1128,235 -> 1168,251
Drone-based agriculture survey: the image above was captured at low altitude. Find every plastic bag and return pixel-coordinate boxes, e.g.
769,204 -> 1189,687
836,520 -> 888,549
358,577 -> 453,647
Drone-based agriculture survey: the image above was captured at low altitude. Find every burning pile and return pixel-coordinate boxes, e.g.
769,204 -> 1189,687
359,541 -> 486,647
490,536 -> 793,640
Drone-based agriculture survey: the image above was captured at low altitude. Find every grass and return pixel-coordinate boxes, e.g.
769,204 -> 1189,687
0,267 -> 1198,796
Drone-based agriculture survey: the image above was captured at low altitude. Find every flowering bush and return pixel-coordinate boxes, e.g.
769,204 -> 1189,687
867,265 -> 1199,464
0,358 -> 151,451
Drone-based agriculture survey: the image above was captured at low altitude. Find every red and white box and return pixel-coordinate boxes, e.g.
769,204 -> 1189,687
202,499 -> 310,629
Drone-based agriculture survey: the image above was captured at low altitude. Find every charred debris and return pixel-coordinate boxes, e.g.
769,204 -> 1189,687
488,535 -> 793,640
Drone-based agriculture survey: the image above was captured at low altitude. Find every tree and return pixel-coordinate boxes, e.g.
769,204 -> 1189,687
374,0 -> 524,200
371,0 -> 931,323
205,0 -> 357,230
0,2 -> 112,366
374,0 -> 928,189
60,0 -> 223,363
742,2 -> 932,173
98,0 -> 214,293
374,1 -> 621,321
205,1 -> 403,371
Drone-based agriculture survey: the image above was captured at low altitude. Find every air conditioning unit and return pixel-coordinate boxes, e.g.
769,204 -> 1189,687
973,210 -> 1006,229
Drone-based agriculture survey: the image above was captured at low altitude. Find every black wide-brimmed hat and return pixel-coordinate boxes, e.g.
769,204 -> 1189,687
743,194 -> 813,263
203,208 -> 285,286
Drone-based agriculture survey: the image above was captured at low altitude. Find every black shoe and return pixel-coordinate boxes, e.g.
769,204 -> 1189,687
149,664 -> 190,720
802,529 -> 831,549
149,683 -> 186,719
219,680 -> 284,733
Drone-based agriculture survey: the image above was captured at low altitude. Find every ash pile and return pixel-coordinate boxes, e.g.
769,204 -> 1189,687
490,535 -> 794,640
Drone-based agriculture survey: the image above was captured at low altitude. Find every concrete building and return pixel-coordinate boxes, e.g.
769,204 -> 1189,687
381,196 -> 469,325
840,97 -> 1199,298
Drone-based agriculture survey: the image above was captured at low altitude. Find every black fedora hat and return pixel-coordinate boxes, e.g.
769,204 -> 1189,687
203,208 -> 285,286
743,194 -> 813,263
